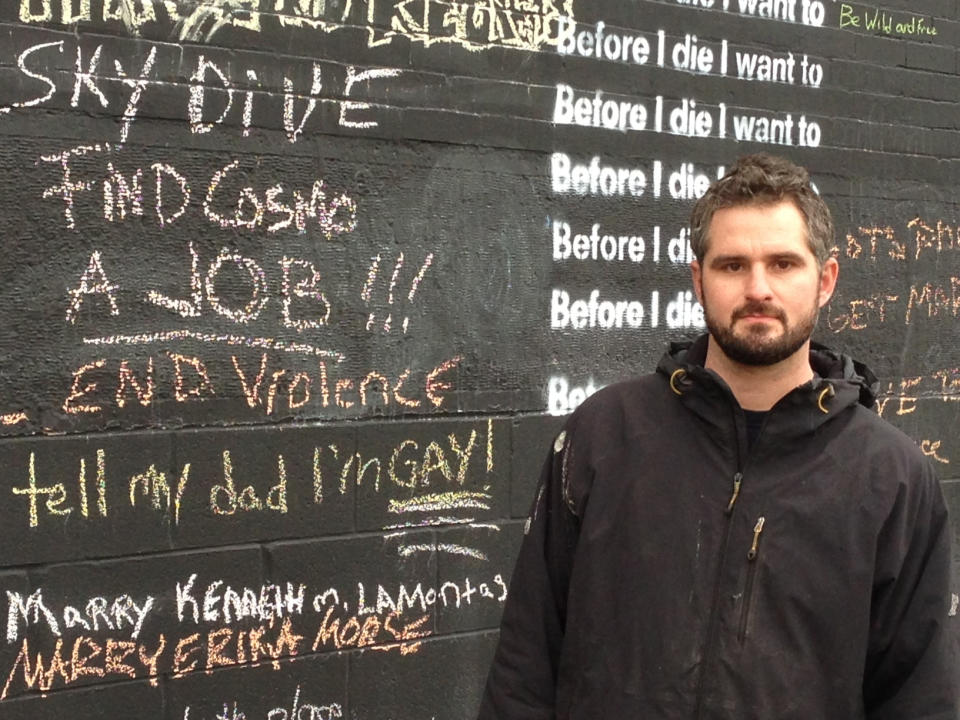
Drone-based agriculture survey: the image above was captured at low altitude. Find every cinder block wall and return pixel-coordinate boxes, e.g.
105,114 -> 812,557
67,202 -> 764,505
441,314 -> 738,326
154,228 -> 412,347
0,1 -> 957,717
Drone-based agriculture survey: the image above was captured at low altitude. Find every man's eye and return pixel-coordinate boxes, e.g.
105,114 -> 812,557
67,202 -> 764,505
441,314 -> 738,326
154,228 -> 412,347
723,263 -> 742,272
775,260 -> 794,270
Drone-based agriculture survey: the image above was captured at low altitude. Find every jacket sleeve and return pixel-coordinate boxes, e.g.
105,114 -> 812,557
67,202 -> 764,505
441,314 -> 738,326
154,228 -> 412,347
864,460 -> 959,720
477,426 -> 585,719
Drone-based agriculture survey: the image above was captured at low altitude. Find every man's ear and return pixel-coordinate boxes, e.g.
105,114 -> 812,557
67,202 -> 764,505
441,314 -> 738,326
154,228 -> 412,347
818,257 -> 839,308
691,259 -> 704,306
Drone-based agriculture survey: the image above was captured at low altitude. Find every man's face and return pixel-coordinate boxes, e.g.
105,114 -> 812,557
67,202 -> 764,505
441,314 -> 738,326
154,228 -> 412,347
690,200 -> 838,366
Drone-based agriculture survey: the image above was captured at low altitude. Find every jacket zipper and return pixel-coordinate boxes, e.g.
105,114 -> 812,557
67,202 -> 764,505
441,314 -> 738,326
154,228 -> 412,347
695,402 -> 765,719
738,516 -> 765,643
725,472 -> 743,515
694,471 -> 743,719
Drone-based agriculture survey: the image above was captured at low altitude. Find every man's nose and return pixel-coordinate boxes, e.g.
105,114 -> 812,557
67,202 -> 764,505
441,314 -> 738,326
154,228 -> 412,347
745,266 -> 774,299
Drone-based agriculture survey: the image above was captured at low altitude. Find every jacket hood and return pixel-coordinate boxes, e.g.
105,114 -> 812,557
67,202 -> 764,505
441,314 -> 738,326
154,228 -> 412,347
657,335 -> 879,432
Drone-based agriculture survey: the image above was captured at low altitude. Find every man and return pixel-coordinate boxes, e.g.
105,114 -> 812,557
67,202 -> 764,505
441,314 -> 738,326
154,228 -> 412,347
479,154 -> 956,719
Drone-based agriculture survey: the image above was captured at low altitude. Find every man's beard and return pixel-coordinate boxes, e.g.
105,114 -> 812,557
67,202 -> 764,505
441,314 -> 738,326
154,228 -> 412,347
705,299 -> 819,366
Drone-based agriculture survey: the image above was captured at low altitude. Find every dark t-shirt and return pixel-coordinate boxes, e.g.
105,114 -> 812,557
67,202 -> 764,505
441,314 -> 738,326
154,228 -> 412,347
743,409 -> 768,449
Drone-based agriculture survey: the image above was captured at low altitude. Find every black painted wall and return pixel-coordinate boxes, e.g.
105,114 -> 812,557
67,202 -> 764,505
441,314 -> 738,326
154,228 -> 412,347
0,1 -> 958,716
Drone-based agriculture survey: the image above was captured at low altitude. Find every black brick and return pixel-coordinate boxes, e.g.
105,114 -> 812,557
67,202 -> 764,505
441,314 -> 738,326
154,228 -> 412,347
348,633 -> 498,720
905,40 -> 957,72
510,414 -> 565,518
0,680 -> 163,719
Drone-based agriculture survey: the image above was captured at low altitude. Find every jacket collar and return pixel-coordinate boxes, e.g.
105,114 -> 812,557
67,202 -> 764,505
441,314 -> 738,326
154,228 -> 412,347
656,334 -> 878,439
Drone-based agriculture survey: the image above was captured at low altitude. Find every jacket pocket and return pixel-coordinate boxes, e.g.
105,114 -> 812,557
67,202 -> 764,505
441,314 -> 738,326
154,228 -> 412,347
738,516 -> 765,644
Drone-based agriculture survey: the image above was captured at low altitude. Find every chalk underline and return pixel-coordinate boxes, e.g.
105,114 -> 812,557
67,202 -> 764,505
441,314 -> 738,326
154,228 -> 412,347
82,330 -> 346,361
388,491 -> 493,514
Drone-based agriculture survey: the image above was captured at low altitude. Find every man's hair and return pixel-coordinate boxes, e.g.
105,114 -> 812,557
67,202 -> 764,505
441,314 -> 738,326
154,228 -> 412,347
689,153 -> 834,266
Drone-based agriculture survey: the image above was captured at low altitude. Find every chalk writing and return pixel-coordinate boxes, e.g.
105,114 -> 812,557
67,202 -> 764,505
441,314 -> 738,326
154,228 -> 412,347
18,0 -> 257,41
7,571 -> 497,638
875,369 -> 960,419
373,0 -> 571,51
388,491 -> 490,514
65,251 -> 122,323
42,145 -> 358,235
872,369 -> 960,464
10,417 -> 493,530
826,217 -> 960,331
1,606 -> 429,697
54,170 -> 439,355
6,588 -> 155,643
18,0 -> 575,51
826,277 -> 960,332
4,40 -> 402,144
85,332 -> 343,361
274,689 -> 340,720
210,451 -> 289,516
361,252 -> 435,334
176,575 -> 304,626
1,568 -> 508,698
40,143 -> 108,230
3,633 -> 166,696
69,249 -> 439,356
129,462 -> 190,524
837,218 -> 960,263
0,412 -> 29,426
839,4 -> 937,37
0,40 -> 64,117
352,572 -> 508,615
397,542 -> 489,560
12,450 -> 107,527
919,440 -> 949,465
384,516 -> 474,529
2,617 -> 307,697
60,354 -> 460,419
182,686 -> 343,720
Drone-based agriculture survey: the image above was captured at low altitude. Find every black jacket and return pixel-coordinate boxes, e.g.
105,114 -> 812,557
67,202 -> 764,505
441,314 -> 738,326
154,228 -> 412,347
479,336 -> 956,719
